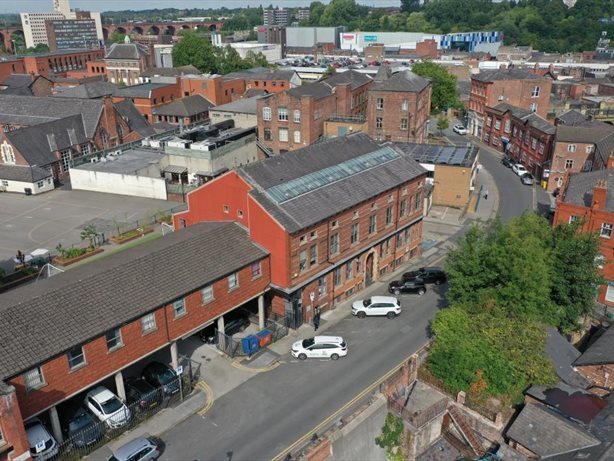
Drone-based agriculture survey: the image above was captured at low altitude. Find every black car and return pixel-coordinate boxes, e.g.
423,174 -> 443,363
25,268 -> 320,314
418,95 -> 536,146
388,279 -> 427,295
66,408 -> 105,448
125,378 -> 162,412
142,362 -> 179,396
502,156 -> 514,168
402,267 -> 447,285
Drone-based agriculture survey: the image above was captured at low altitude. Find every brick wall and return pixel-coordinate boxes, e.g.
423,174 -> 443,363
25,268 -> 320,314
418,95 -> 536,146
181,76 -> 245,106
547,140 -> 594,191
433,164 -> 476,208
0,383 -> 29,461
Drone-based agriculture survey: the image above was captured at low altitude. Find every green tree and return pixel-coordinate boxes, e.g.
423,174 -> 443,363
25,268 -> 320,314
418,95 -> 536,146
375,413 -> 405,461
110,31 -> 126,43
436,115 -> 449,133
401,0 -> 421,14
406,12 -> 437,33
172,31 -> 219,74
243,51 -> 271,69
321,65 -> 337,79
216,46 -> 248,74
411,61 -> 460,113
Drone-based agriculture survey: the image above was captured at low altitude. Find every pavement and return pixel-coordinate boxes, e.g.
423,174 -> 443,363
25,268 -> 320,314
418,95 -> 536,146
88,167 -> 500,461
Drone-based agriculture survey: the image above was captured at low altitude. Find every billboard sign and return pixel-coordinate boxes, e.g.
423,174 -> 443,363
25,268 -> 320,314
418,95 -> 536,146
364,35 -> 378,42
341,33 -> 357,45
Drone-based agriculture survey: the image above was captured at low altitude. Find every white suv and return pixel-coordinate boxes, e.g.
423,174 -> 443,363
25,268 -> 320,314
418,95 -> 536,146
352,296 -> 402,319
291,336 -> 347,360
25,418 -> 59,460
85,386 -> 131,429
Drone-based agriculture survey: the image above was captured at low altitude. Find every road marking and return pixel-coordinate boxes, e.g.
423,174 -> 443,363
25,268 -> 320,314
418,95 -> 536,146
532,186 -> 537,211
270,354 -> 414,461
196,380 -> 214,416
230,359 -> 281,373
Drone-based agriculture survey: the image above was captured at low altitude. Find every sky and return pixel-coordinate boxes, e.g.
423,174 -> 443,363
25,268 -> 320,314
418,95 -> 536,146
0,0 -> 401,14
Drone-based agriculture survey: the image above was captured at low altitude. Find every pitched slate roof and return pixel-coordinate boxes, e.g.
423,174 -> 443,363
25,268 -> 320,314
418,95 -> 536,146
114,99 -> 155,137
0,95 -> 102,137
105,42 -> 149,60
371,68 -> 430,92
237,132 -> 427,233
562,169 -> 614,212
574,326 -> 614,366
211,96 -> 261,115
322,69 -> 372,89
54,81 -> 118,99
0,73 -> 35,95
152,95 -> 213,117
115,83 -> 173,99
0,222 -> 268,381
5,114 -> 88,167
506,403 -> 601,458
523,113 -> 556,134
472,68 -> 547,82
556,110 -> 597,127
140,65 -> 200,78
226,68 -> 298,82
287,81 -> 333,100
545,327 -> 590,388
0,164 -> 51,182
490,102 -> 532,118
556,125 -> 614,144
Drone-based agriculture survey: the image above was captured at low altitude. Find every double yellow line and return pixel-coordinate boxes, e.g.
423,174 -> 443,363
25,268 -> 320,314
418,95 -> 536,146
231,359 -> 281,373
196,380 -> 214,416
270,355 -> 412,461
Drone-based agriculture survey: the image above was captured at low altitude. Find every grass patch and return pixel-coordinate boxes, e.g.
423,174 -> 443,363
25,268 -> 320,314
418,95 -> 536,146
69,233 -> 162,268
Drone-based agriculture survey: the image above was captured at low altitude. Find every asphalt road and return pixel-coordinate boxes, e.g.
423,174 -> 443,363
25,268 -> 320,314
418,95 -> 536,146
160,285 -> 448,461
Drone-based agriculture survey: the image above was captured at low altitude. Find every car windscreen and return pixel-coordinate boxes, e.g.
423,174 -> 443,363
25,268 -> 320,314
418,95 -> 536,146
101,396 -> 123,414
363,299 -> 372,307
302,338 -> 315,348
69,414 -> 92,432
158,367 -> 177,384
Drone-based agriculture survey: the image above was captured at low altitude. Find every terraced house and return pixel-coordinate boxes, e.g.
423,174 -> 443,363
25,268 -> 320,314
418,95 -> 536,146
174,132 -> 428,328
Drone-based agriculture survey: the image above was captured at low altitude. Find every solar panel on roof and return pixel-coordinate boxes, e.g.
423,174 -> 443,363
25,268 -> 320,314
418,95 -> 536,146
437,147 -> 455,164
265,146 -> 401,204
450,148 -> 468,165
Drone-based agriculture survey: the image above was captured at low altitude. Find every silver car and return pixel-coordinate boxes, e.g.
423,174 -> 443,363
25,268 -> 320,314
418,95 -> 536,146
108,437 -> 161,461
521,173 -> 535,185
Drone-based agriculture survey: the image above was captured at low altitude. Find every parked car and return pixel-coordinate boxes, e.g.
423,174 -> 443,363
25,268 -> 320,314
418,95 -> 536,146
25,418 -> 59,460
107,436 -> 161,461
142,362 -> 180,396
452,124 -> 468,135
352,296 -> 401,319
66,408 -> 105,448
501,156 -> 514,168
521,172 -> 535,185
402,267 -> 447,285
199,316 -> 250,342
388,279 -> 427,296
125,378 -> 162,413
85,386 -> 131,429
512,164 -> 528,176
291,336 -> 348,360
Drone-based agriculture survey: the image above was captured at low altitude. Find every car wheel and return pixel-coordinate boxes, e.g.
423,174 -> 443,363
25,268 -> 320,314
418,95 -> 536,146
298,353 -> 307,360
418,288 -> 426,295
394,289 -> 401,295
386,311 -> 396,319
357,311 -> 366,319
331,353 -> 339,360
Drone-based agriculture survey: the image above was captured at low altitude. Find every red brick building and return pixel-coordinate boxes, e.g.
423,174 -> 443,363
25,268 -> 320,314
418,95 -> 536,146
181,74 -> 244,106
225,68 -> 301,94
0,222 -> 270,452
113,81 -> 182,121
256,70 -> 372,154
573,326 -> 614,393
21,48 -> 105,78
152,94 -> 213,125
174,133 -> 428,327
467,67 -> 552,137
104,42 -> 152,86
481,103 -> 556,180
367,67 -> 432,143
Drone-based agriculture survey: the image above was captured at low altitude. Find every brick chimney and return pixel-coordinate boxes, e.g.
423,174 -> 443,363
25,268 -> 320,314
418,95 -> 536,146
592,179 -> 608,209
607,155 -> 614,169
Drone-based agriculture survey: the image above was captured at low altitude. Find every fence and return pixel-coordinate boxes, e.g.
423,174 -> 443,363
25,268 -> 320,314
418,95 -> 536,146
48,371 -> 196,461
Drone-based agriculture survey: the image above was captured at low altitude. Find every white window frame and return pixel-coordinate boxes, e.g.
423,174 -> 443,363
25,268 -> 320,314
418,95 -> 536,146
400,118 -> 408,130
294,130 -> 301,143
606,282 -> 614,303
529,103 -> 537,113
251,262 -> 262,278
106,328 -> 123,351
601,222 -> 612,238
376,98 -> 384,110
279,128 -> 289,142
278,107 -> 288,121
567,144 -> 576,152
531,86 -> 540,97
1,142 -> 16,164
401,99 -> 408,111
202,285 -> 214,304
67,345 -> 86,370
24,367 -> 45,391
262,107 -> 271,121
375,117 -> 383,129
565,159 -> 574,169
228,272 -> 239,290
141,313 -> 156,333
173,298 -> 186,317
586,145 -> 593,153
293,110 -> 301,123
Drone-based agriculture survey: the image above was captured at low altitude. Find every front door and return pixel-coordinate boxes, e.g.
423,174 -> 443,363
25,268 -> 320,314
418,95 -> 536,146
365,253 -> 374,286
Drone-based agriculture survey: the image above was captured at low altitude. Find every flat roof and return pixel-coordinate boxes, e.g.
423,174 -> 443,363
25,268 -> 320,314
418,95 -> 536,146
393,142 -> 478,168
74,149 -> 164,175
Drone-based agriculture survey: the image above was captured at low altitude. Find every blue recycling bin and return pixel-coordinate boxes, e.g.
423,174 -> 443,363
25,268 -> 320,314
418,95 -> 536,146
241,335 -> 259,356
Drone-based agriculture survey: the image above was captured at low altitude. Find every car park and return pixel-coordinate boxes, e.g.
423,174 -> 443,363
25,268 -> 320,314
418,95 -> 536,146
291,336 -> 348,360
142,362 -> 180,396
501,156 -> 514,168
125,378 -> 162,413
66,408 -> 105,448
107,436 -> 161,461
521,172 -> 535,185
25,418 -> 59,460
85,386 -> 131,429
512,164 -> 528,176
452,124 -> 468,135
388,279 -> 427,295
402,267 -> 447,285
352,296 -> 401,319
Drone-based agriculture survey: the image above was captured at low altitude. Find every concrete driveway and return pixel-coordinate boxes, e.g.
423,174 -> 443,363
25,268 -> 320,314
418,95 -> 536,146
0,188 -> 178,270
